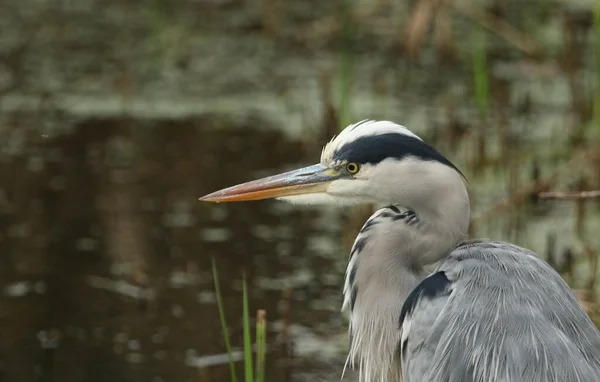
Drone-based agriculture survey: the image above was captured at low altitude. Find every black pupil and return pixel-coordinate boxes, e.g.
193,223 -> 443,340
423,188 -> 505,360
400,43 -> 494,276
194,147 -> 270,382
348,164 -> 356,172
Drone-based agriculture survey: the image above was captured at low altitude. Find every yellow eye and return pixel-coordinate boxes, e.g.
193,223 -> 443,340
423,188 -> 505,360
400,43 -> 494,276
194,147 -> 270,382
346,162 -> 360,174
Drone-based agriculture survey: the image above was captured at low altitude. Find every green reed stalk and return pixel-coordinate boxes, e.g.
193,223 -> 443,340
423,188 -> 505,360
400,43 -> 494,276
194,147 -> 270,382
594,5 -> 600,140
472,28 -> 489,117
242,274 -> 254,382
338,0 -> 355,130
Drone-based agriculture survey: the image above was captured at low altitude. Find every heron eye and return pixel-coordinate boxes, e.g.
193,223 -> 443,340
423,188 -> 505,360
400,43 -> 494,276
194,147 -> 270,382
346,162 -> 360,174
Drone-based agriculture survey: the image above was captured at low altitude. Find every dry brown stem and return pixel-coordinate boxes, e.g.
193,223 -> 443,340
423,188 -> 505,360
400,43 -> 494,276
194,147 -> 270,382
538,190 -> 600,200
450,3 -> 542,55
539,190 -> 600,200
473,149 -> 599,223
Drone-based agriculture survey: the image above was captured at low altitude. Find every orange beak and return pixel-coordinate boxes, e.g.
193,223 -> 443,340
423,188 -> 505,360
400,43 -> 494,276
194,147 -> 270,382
199,164 -> 342,202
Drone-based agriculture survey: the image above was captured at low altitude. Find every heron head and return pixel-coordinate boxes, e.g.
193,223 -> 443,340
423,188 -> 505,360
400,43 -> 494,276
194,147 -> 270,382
200,120 -> 465,209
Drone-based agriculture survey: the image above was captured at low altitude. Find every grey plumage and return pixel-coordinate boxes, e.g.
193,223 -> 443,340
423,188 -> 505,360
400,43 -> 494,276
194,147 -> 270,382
400,240 -> 600,381
200,120 -> 600,382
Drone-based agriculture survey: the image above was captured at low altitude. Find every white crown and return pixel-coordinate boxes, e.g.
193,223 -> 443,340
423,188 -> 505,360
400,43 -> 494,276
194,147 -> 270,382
320,120 -> 422,163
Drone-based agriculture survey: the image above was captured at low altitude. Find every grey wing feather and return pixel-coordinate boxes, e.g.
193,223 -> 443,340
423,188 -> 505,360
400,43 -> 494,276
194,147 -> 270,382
400,240 -> 600,382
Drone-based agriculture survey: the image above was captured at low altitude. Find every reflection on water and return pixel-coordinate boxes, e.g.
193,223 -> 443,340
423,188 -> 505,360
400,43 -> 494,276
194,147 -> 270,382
0,117 -> 351,381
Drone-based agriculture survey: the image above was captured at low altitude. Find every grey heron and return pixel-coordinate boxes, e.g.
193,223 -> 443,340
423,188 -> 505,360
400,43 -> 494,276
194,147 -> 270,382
200,120 -> 600,382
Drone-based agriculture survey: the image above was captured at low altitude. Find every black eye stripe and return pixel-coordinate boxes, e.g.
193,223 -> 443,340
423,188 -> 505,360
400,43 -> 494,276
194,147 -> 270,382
332,133 -> 463,177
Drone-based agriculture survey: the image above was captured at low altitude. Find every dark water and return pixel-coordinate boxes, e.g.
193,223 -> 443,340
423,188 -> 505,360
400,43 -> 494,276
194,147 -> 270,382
0,118 -> 352,382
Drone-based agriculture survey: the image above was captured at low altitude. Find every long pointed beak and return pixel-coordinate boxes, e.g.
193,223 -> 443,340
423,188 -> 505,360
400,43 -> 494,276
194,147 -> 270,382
199,164 -> 342,202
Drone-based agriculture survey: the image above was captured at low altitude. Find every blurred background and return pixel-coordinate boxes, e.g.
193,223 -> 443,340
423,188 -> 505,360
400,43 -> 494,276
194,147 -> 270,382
1,0 -> 600,381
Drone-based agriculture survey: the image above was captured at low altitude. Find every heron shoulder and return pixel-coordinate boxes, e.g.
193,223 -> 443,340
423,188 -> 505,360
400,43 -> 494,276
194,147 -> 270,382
442,239 -> 556,280
399,239 -> 600,381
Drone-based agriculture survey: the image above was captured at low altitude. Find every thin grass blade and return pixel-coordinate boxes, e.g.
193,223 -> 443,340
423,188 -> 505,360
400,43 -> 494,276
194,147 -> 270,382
212,259 -> 238,382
